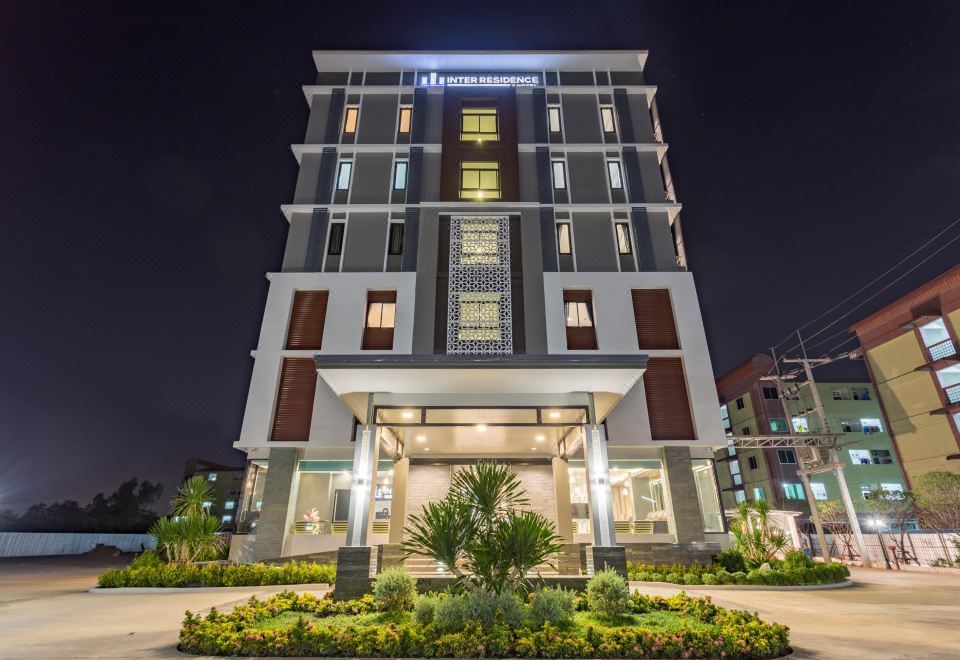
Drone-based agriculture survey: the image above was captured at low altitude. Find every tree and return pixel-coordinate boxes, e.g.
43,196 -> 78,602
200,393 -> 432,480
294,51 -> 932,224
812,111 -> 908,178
728,499 -> 789,567
864,487 -> 919,565
403,461 -> 562,595
149,476 -> 225,563
816,499 -> 857,561
913,472 -> 960,531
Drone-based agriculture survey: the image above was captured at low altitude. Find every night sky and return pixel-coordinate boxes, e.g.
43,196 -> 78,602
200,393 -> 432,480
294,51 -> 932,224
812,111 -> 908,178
2,2 -> 959,513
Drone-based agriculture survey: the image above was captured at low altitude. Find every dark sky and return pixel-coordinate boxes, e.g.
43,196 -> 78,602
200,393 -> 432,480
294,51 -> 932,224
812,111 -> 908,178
2,1 -> 959,513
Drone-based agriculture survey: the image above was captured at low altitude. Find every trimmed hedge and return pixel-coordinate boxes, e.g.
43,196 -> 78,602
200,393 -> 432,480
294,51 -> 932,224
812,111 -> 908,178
97,559 -> 336,588
627,558 -> 849,586
179,590 -> 790,658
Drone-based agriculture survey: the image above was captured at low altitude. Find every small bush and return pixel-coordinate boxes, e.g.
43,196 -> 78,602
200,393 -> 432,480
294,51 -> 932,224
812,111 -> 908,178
648,572 -> 665,582
783,549 -> 815,570
434,593 -> 467,632
413,595 -> 439,626
586,567 -> 630,619
682,573 -> 703,585
746,569 -> 766,585
732,571 -> 747,585
664,572 -> 683,584
630,571 -> 649,581
372,568 -> 417,614
702,573 -> 720,585
712,548 -> 747,573
529,587 -> 576,628
129,550 -> 163,569
463,590 -> 525,630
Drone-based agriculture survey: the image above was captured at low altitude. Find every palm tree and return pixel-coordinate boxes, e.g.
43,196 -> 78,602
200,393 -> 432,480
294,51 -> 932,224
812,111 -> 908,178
729,499 -> 789,568
150,476 -> 225,563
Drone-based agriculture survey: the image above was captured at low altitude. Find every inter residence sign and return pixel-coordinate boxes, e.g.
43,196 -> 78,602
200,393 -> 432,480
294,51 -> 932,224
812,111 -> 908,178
418,72 -> 542,87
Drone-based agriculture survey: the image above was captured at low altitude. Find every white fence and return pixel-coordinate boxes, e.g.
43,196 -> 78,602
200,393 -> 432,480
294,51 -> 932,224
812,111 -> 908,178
807,530 -> 960,568
0,532 -> 155,558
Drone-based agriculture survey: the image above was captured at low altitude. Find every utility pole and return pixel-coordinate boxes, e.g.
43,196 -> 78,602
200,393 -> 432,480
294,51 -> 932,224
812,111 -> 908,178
770,347 -> 831,562
784,331 -> 873,568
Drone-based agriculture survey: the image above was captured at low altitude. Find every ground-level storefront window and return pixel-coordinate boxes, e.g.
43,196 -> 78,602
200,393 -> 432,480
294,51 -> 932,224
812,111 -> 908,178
569,460 -> 666,535
691,459 -> 724,532
292,461 -> 394,535
236,459 -> 268,533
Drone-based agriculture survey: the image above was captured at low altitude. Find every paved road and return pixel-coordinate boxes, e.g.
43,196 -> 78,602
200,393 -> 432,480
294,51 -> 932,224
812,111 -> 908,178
1,557 -> 959,658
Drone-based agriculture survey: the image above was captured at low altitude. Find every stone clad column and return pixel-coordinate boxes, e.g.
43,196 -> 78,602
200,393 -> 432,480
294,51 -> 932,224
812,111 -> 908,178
252,447 -> 300,562
661,446 -> 706,543
346,424 -> 380,547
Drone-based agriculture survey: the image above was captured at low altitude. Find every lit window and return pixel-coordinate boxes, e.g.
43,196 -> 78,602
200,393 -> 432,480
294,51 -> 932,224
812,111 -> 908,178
600,106 -> 617,134
769,418 -> 789,433
565,301 -> 594,328
336,161 -> 353,190
343,106 -> 359,134
366,301 -> 396,329
614,222 -> 632,255
461,107 -> 498,141
753,487 -> 765,501
861,418 -> 883,433
606,160 -> 624,190
224,501 -> 236,510
221,515 -> 233,524
810,483 -> 828,500
919,317 -> 952,352
387,224 -> 405,256
551,160 -> 566,189
548,105 -> 562,133
460,161 -> 500,199
202,500 -> 212,509
792,417 -> 809,433
393,161 -> 408,190
849,449 -> 872,465
777,449 -> 796,464
327,223 -> 345,256
734,490 -> 746,504
881,483 -> 904,495
556,224 -> 572,255
458,293 -> 501,341
397,106 -> 412,134
782,483 -> 805,500
207,473 -> 217,482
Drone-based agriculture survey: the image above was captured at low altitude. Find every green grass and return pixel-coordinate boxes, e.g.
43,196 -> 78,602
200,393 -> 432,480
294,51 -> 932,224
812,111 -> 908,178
253,611 -> 410,631
572,610 -> 711,634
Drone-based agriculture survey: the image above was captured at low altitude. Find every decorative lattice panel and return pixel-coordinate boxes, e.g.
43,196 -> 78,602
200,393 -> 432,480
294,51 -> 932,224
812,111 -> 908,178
447,216 -> 513,354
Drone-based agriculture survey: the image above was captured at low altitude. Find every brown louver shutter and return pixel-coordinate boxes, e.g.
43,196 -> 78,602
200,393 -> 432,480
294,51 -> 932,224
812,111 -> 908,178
643,357 -> 695,440
286,291 -> 329,350
631,289 -> 679,349
270,358 -> 317,441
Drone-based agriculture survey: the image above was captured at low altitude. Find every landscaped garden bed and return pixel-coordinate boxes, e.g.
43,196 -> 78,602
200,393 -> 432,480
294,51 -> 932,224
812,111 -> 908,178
628,554 -> 850,587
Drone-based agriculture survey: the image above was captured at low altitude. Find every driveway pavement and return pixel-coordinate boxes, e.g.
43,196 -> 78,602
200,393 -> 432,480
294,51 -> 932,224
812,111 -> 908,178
1,557 -> 958,658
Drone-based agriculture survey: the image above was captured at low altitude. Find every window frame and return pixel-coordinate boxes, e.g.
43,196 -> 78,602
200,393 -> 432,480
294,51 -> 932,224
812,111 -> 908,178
335,160 -> 353,191
392,159 -> 409,190
614,222 -> 632,255
551,159 -> 567,190
343,105 -> 360,135
565,301 -> 594,328
599,105 -> 618,135
777,449 -> 797,464
326,222 -> 346,256
460,107 -> 499,142
556,223 -> 573,256
365,301 -> 397,329
547,105 -> 562,134
606,159 -> 624,190
386,222 -> 405,257
397,106 -> 412,135
459,161 -> 501,199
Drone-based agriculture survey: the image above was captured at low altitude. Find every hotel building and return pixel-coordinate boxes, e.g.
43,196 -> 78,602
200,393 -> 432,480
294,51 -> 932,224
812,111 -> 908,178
231,51 -> 726,579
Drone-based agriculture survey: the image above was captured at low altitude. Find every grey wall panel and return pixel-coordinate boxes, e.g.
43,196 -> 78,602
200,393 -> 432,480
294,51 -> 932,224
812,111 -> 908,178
304,209 -> 329,272
613,89 -> 635,143
516,92 -> 535,143
572,212 -> 617,272
293,154 -> 322,203
421,152 -> 442,201
358,94 -> 399,144
535,147 -> 552,204
638,152 -> 667,202
342,213 -> 388,272
568,153 -> 609,204
627,92 -> 655,142
518,152 -> 539,202
560,94 -> 601,144
402,207 -> 420,272
304,94 -> 331,143
621,147 -> 642,204
425,92 -> 443,144
631,208 -> 676,272
282,212 -> 313,272
349,153 -> 393,204
539,207 -> 558,273
411,88 -> 427,143
324,89 -> 345,144
315,147 -> 338,204
406,147 -> 423,204
412,209 -> 439,354
520,208 -> 548,355
532,89 -> 548,143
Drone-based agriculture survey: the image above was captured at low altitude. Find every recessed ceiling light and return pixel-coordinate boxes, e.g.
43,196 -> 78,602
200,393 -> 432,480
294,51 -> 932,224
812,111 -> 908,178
476,424 -> 487,432
416,435 -> 426,442
548,411 -> 560,419
535,434 -> 545,441
402,411 -> 414,419
531,447 -> 537,451
423,447 -> 431,451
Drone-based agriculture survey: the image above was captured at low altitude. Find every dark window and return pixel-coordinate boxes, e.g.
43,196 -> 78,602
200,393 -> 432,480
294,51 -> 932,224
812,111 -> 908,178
735,397 -> 745,410
741,426 -> 750,436
852,388 -> 871,400
871,449 -> 893,465
327,223 -> 345,255
387,224 -> 405,256
748,456 -> 758,470
777,449 -> 797,464
762,386 -> 779,400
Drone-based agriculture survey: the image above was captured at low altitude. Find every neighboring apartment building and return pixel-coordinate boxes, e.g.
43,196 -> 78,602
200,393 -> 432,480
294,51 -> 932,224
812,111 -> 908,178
714,355 -> 905,514
182,459 -> 244,531
850,265 -> 960,485
232,50 -> 727,580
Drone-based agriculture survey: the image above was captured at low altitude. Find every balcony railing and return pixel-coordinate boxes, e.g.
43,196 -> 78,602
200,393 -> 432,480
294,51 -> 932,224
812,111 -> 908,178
928,338 -> 958,362
945,383 -> 960,405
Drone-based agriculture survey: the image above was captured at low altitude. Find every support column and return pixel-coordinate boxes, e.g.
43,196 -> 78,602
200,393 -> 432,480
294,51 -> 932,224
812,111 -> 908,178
830,448 -> 873,568
346,423 -> 380,547
583,424 -> 616,548
252,447 -> 300,562
799,472 -> 831,562
661,446 -> 706,543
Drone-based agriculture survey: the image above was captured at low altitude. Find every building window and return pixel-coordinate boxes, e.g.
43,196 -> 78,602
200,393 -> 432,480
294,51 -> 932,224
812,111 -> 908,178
777,449 -> 797,464
327,223 -> 345,256
606,160 -> 624,190
458,294 -> 501,341
556,223 -> 572,255
461,107 -> 498,141
202,500 -> 212,509
851,387 -> 871,400
460,161 -> 500,199
762,386 -> 779,400
387,223 -> 405,256
397,106 -> 412,134
221,515 -> 233,524
720,405 -> 731,434
224,501 -> 236,510
849,449 -> 872,465
548,105 -> 562,133
919,317 -> 957,361
810,482 -> 828,500
362,291 -> 397,350
792,417 -> 809,433
937,364 -> 960,403
614,222 -> 632,255
881,483 -> 904,495
734,490 -> 746,504
871,449 -> 892,464
770,417 -> 789,433
207,473 -> 217,482
336,161 -> 353,190
832,388 -> 851,400
741,426 -> 751,436
343,105 -> 359,134
861,418 -> 883,433
841,420 -> 861,433
551,160 -> 567,190
735,397 -> 745,410
782,483 -> 804,500
393,160 -> 408,190
600,105 -> 617,134
564,290 -> 597,350
748,456 -> 758,470
753,487 -> 765,501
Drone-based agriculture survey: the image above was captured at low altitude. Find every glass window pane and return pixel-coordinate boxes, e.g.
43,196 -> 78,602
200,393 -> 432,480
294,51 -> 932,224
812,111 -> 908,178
557,224 -> 572,254
607,161 -> 623,189
548,106 -> 562,132
344,107 -> 358,133
462,115 -> 479,132
479,170 -> 498,190
394,162 -> 408,189
380,303 -> 396,328
601,107 -> 616,133
387,224 -> 404,255
552,161 -> 566,189
366,303 -> 382,328
398,107 -> 412,133
337,162 -> 352,189
479,116 -> 497,133
565,302 -> 578,327
615,223 -> 631,254
577,302 -> 593,327
692,460 -> 723,532
462,169 -> 479,188
327,223 -> 344,255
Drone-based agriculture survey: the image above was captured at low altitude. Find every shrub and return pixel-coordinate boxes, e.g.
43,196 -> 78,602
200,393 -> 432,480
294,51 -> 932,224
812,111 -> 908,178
731,571 -> 747,585
648,572 -> 665,582
413,594 -> 439,626
664,572 -> 683,584
586,567 -> 629,619
433,593 -> 467,632
372,568 -> 417,614
632,571 -> 651,582
463,590 -> 525,629
783,549 -> 815,570
702,573 -> 719,585
712,548 -> 747,573
96,560 -> 335,588
746,569 -> 766,585
529,587 -> 576,628
682,573 -> 703,585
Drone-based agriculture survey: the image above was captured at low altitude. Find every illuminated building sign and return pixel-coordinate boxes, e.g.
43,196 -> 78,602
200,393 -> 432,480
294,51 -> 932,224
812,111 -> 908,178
419,72 -> 541,87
